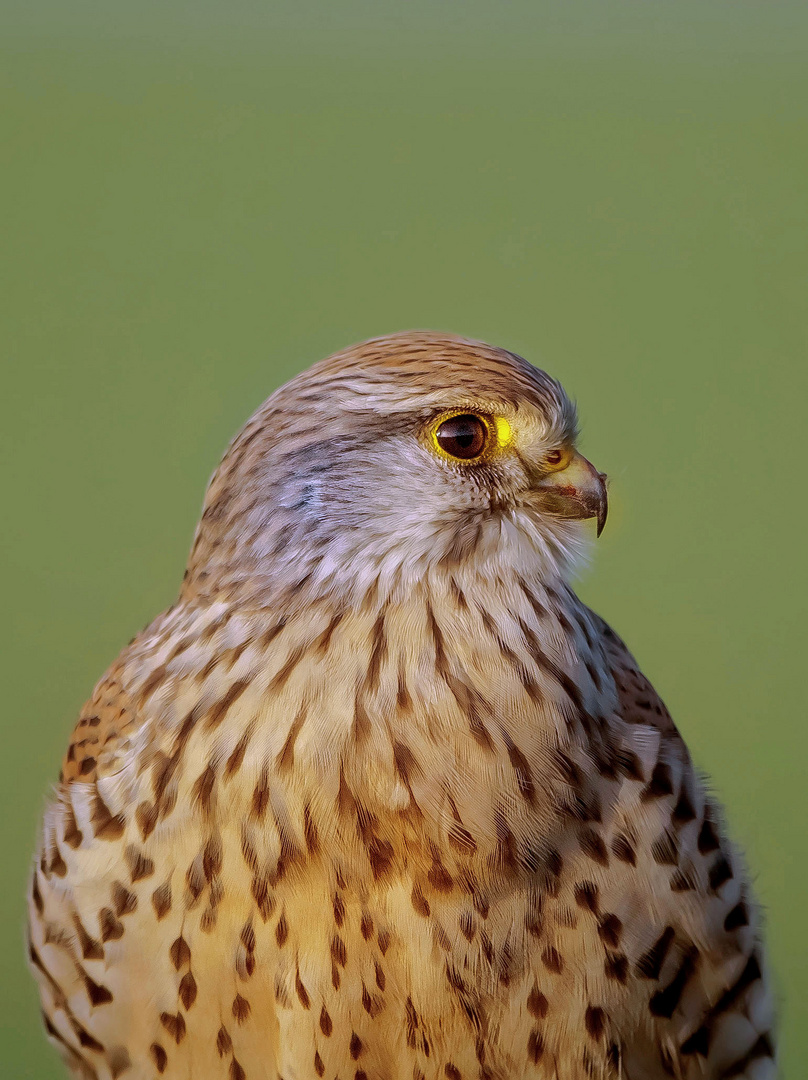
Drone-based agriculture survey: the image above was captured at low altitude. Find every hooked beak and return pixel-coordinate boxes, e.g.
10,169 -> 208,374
530,451 -> 608,537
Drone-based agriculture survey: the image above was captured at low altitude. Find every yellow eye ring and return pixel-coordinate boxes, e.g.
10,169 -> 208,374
429,411 -> 512,463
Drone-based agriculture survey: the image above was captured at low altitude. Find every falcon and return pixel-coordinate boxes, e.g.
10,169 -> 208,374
29,332 -> 775,1079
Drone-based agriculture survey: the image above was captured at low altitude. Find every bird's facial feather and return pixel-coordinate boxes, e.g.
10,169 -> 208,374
184,333 -> 599,605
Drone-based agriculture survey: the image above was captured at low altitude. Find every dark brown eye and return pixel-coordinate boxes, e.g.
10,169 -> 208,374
434,414 -> 489,460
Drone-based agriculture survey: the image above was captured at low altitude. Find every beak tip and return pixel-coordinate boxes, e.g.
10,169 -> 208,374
596,473 -> 608,537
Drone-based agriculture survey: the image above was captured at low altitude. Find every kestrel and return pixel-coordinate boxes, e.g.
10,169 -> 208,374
29,332 -> 775,1080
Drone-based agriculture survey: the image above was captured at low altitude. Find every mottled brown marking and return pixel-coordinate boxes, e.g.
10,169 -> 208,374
249,768 -> 267,816
47,845 -> 67,878
724,902 -> 750,932
62,804 -> 83,848
314,1051 -> 325,1077
295,968 -> 311,1009
672,790 -> 697,825
160,1012 -> 186,1044
367,610 -> 388,693
73,916 -> 103,960
275,912 -> 289,947
504,736 -> 535,803
99,908 -> 124,942
74,1022 -> 104,1053
331,934 -> 347,967
459,911 -> 476,941
642,762 -> 674,800
170,937 -> 191,970
225,729 -> 252,779
580,828 -> 609,867
670,868 -> 696,892
230,1060 -> 246,1080
192,764 -> 217,815
585,1006 -> 606,1039
636,927 -> 675,980
604,953 -> 628,983
528,1029 -> 545,1064
366,833 -> 394,880
680,1027 -> 710,1057
112,882 -> 137,917
206,678 -> 251,730
136,801 -> 159,841
445,1065 -> 462,1080
527,985 -> 549,1019
333,893 -> 345,927
203,835 -> 223,882
411,884 -> 430,917
361,982 -> 382,1016
709,857 -> 733,892
31,874 -> 44,916
697,817 -> 720,855
91,789 -> 125,841
232,994 -> 251,1023
361,912 -> 374,940
152,881 -> 172,920
597,914 -> 623,949
649,949 -> 698,1018
574,881 -> 599,914
350,1032 -> 363,1059
277,706 -> 307,772
179,972 -> 197,1009
494,812 -> 519,874
377,928 -> 391,955
611,834 -> 636,866
151,1044 -> 168,1073
710,954 -> 762,1019
541,946 -> 563,974
428,859 -> 453,892
83,972 -> 113,1006
652,831 -> 679,867
320,1005 -> 333,1036
125,845 -> 155,882
185,855 -> 205,903
216,1025 -> 232,1056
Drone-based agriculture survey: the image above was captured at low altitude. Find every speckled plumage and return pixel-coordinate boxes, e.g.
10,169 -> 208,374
29,332 -> 775,1080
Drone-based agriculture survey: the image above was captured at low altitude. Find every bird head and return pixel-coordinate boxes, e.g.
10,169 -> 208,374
184,332 -> 607,606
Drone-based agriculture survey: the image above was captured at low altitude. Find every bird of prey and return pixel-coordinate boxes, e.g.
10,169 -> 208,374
29,332 -> 775,1080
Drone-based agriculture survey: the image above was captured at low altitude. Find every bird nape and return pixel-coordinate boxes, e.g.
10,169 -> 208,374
29,332 -> 775,1080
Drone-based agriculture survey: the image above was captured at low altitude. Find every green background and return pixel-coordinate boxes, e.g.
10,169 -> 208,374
2,3 -> 806,1075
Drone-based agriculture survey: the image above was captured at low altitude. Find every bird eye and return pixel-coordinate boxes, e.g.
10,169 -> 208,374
433,414 -> 490,461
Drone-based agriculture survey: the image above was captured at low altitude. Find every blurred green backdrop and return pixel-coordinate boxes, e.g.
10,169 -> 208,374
2,2 -> 806,1075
